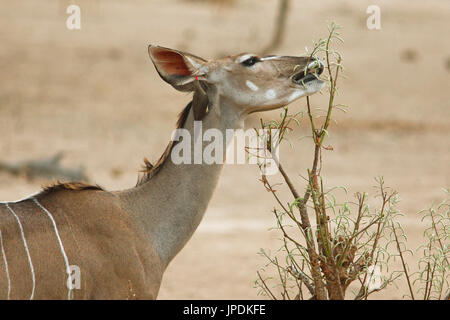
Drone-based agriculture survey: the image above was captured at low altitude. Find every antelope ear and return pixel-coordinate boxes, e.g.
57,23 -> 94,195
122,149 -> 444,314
192,81 -> 209,121
148,45 -> 208,92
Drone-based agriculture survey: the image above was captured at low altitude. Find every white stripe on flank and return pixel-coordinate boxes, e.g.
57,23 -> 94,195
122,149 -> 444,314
0,230 -> 11,300
32,198 -> 73,300
4,203 -> 35,300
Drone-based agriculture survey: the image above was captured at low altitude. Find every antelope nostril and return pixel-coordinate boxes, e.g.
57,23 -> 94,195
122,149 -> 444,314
292,73 -> 304,82
292,57 -> 324,85
316,64 -> 324,75
308,58 -> 323,69
307,58 -> 324,76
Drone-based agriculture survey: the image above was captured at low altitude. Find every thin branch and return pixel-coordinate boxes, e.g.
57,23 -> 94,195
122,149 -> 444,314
392,222 -> 415,300
257,271 -> 277,300
287,265 -> 315,297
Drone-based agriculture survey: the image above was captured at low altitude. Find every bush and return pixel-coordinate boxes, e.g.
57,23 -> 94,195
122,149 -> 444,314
253,23 -> 449,300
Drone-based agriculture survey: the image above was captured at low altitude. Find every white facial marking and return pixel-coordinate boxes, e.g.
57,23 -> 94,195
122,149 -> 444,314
289,90 -> 305,103
237,54 -> 256,63
260,56 -> 281,61
246,80 -> 259,92
265,89 -> 277,100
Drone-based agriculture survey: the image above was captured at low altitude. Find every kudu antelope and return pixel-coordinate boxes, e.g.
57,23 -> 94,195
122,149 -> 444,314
0,45 -> 324,299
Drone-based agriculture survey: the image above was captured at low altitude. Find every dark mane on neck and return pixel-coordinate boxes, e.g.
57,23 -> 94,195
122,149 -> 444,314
39,181 -> 103,197
136,101 -> 192,186
36,102 -> 192,195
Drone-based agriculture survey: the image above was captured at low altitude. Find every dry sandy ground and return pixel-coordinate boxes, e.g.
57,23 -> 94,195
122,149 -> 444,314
0,0 -> 449,299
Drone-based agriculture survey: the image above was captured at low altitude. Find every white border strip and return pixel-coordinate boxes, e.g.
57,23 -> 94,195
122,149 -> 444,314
4,203 -> 35,300
33,198 -> 73,300
0,230 -> 11,300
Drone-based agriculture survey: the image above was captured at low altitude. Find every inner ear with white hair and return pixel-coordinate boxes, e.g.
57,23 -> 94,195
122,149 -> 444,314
148,45 -> 210,120
148,45 -> 209,92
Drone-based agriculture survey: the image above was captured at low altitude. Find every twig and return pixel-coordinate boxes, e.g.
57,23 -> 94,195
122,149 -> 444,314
257,271 -> 277,300
287,265 -> 315,296
392,222 -> 415,300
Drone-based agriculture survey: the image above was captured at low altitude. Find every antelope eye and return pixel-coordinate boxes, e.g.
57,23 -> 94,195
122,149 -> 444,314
241,56 -> 259,67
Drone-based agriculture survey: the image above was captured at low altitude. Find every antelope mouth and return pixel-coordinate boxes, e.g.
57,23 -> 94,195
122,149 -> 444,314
292,60 -> 324,86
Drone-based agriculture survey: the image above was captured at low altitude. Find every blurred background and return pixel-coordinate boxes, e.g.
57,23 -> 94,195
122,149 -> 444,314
0,0 -> 449,299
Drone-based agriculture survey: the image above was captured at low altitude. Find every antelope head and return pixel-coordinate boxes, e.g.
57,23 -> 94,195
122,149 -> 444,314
148,45 -> 324,120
